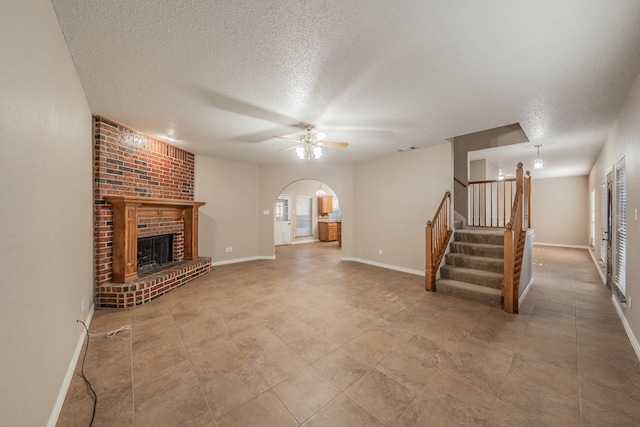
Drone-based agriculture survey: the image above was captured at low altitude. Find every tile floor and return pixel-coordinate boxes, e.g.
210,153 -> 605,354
57,243 -> 640,426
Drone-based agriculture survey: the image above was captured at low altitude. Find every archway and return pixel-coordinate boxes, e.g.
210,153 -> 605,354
274,179 -> 342,249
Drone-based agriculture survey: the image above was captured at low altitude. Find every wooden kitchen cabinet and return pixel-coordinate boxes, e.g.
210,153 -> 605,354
318,222 -> 338,241
318,196 -> 333,214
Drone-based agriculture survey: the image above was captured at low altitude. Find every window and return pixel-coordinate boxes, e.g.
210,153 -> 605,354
590,190 -> 595,248
275,197 -> 289,221
329,196 -> 341,221
296,196 -> 312,237
615,157 -> 627,297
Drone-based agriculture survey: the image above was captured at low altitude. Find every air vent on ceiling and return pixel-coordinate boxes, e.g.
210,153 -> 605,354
398,146 -> 417,152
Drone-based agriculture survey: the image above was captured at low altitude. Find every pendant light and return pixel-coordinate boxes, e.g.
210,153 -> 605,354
534,144 -> 544,170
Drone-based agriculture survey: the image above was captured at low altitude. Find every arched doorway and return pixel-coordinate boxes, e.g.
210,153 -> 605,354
274,179 -> 342,248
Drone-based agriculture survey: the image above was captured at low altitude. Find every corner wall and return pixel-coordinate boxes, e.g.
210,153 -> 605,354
531,176 -> 589,247
0,1 -> 94,425
195,156 -> 259,264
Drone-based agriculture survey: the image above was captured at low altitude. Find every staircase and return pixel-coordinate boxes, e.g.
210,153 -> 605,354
436,222 -> 504,308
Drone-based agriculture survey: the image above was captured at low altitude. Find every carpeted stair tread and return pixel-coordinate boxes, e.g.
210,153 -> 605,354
436,278 -> 502,308
449,242 -> 504,259
454,229 -> 504,245
440,265 -> 503,289
445,253 -> 504,274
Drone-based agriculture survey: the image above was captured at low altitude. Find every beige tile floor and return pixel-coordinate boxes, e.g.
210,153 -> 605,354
57,243 -> 640,426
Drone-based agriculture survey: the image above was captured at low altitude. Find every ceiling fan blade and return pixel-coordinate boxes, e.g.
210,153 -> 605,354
317,142 -> 348,148
278,145 -> 298,152
273,136 -> 298,142
316,131 -> 328,142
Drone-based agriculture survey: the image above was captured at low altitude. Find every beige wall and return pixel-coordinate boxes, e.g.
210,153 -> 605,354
590,71 -> 640,350
204,143 -> 452,274
195,156 -> 259,264
469,159 -> 499,181
353,142 -> 452,273
0,1 -> 94,425
531,176 -> 590,247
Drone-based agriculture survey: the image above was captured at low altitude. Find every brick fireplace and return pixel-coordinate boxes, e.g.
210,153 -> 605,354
93,116 -> 210,308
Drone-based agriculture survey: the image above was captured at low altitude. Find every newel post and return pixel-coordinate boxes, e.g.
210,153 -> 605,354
425,221 -> 435,292
502,223 -> 514,313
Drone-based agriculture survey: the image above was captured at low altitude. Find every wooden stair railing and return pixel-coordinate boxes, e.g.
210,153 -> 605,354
425,191 -> 452,292
468,177 -> 517,228
454,176 -> 467,188
502,163 -> 531,313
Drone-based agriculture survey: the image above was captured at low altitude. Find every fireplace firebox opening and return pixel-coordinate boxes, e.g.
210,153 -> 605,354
137,234 -> 174,273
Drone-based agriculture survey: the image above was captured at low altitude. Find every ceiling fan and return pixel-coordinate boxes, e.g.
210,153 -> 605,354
274,125 -> 348,159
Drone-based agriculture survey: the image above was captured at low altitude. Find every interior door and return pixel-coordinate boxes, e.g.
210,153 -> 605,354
605,169 -> 614,290
274,195 -> 292,246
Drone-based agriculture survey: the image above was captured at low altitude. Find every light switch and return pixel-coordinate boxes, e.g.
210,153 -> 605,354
263,210 -> 270,215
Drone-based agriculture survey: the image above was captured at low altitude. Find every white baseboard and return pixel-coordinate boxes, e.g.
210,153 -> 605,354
48,304 -> 95,427
211,255 -> 274,267
611,296 -> 640,362
534,242 -> 590,249
519,277 -> 534,307
341,257 -> 424,277
586,248 -> 640,362
587,248 -> 607,285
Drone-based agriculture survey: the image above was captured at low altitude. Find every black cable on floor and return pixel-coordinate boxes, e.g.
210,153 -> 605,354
76,320 -> 97,427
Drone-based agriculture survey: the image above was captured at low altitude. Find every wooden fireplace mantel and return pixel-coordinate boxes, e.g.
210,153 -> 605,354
104,196 -> 206,283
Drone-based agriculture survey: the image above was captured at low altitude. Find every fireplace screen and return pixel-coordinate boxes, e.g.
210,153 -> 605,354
137,234 -> 173,273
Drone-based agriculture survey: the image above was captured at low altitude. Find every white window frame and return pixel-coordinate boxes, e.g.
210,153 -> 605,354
615,157 -> 626,297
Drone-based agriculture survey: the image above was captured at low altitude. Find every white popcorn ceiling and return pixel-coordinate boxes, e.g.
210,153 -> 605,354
51,0 -> 640,177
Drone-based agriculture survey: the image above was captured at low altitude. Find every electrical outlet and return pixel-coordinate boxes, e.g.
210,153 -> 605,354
628,296 -> 632,309
229,247 -> 232,252
378,249 -> 383,255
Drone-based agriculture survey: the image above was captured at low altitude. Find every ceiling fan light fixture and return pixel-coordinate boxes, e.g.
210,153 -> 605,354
275,124 -> 346,160
295,144 -> 322,160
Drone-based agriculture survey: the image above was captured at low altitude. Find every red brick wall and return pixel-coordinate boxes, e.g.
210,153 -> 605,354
93,116 -> 195,287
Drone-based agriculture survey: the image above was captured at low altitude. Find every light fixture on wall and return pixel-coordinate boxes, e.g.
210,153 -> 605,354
315,182 -> 326,197
534,144 -> 544,170
118,126 -> 147,147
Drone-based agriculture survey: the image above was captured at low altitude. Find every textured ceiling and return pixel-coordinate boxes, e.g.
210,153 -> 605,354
51,0 -> 640,177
